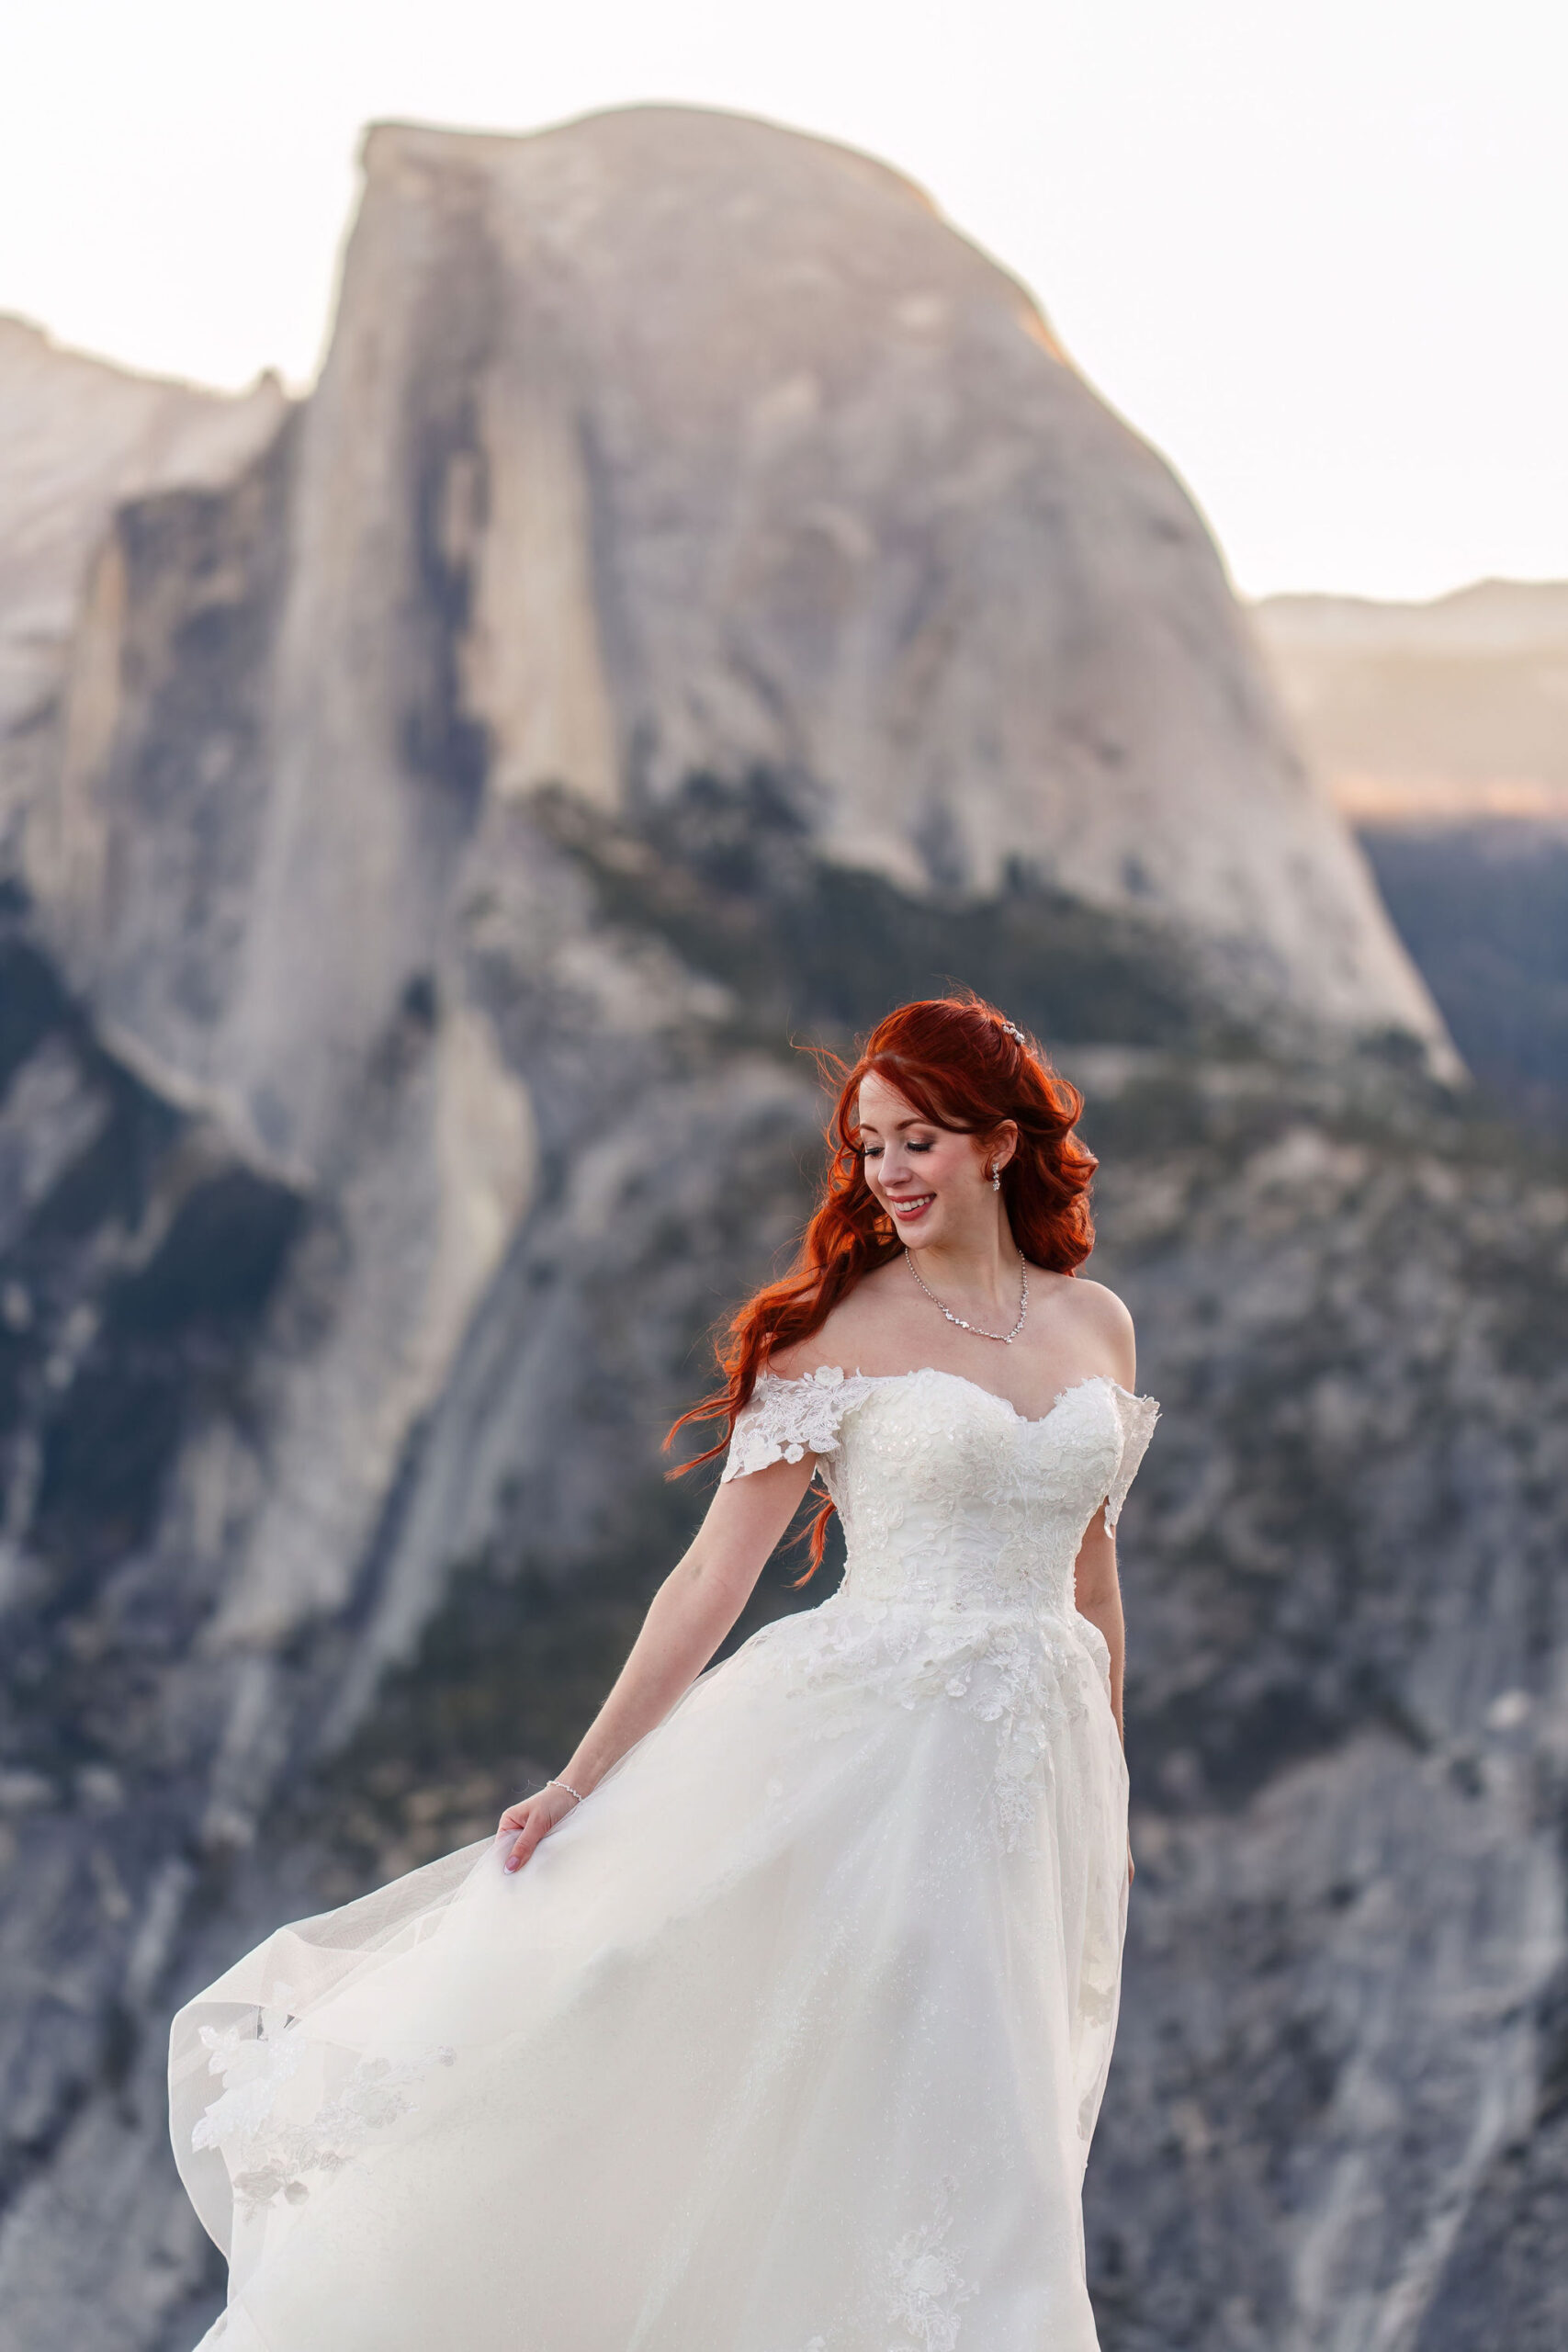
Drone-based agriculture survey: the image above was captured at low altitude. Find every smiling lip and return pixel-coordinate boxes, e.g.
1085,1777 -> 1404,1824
886,1193 -> 935,1220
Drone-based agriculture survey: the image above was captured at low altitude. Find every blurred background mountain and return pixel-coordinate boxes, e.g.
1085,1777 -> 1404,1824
1257,583 -> 1568,1134
0,105 -> 1562,2352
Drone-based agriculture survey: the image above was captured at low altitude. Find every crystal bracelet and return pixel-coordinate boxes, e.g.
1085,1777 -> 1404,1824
546,1776 -> 585,1806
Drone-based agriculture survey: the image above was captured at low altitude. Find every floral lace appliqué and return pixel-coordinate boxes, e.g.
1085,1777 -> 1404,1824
192,1985 -> 456,2212
740,1598 -> 1101,1850
721,1365 -> 874,1480
887,2177 -> 976,2351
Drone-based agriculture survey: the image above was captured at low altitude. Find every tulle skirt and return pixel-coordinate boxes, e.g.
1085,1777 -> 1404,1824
170,1597 -> 1129,2350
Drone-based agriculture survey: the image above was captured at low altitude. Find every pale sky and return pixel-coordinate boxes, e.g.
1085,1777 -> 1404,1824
2,0 -> 1563,600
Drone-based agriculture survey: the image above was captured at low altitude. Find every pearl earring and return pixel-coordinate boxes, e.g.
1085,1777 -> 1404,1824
990,1167 -> 1001,1192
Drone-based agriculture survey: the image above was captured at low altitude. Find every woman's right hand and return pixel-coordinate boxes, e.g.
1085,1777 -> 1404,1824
496,1783 -> 581,1873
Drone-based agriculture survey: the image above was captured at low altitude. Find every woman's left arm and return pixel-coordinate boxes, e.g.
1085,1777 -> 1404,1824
1072,1516 -> 1125,1742
1066,1280 -> 1137,1742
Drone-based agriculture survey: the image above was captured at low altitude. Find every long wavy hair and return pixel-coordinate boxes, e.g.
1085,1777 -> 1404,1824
669,994 -> 1098,1570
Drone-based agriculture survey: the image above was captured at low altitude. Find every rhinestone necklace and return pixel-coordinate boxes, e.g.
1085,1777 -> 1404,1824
905,1248 -> 1029,1344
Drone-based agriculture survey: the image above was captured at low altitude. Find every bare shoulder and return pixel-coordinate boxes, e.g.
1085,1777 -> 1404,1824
1042,1272 -> 1137,1386
765,1261 -> 906,1382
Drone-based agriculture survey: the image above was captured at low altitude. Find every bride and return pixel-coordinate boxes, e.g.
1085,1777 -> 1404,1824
170,995 -> 1157,2352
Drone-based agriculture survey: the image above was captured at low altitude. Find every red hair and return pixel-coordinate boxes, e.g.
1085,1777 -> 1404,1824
669,995 -> 1097,1570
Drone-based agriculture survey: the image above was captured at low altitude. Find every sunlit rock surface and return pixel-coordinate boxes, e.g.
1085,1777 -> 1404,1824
0,108 -> 1561,2352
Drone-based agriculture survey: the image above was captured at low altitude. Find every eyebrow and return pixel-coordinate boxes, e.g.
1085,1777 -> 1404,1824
856,1112 -> 931,1135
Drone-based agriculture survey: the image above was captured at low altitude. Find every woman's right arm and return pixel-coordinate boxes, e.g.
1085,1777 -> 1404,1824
496,1449 -> 818,1870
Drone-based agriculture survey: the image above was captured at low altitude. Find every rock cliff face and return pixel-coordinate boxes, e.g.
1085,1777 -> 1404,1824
16,107 -> 1444,1112
0,107 -> 1561,2352
0,317 -> 285,864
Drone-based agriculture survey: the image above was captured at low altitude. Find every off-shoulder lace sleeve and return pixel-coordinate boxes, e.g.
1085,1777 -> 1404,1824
1105,1390 -> 1160,1531
720,1367 -> 867,1482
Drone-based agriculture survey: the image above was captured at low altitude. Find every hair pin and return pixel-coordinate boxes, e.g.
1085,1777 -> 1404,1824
1001,1021 -> 1025,1046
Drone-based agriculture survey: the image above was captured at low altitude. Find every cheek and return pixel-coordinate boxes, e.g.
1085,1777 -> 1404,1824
931,1141 -> 982,1188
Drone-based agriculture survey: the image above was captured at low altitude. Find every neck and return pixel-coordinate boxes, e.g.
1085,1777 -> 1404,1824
907,1212 -> 1020,1312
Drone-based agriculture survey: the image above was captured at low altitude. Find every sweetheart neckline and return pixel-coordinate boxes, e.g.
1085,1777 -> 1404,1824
758,1364 -> 1151,1431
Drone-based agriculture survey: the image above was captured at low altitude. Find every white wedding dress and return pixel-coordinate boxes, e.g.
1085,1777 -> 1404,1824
170,1364 -> 1158,2352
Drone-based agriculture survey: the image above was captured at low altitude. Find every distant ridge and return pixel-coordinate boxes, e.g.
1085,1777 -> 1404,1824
1253,578 -> 1568,823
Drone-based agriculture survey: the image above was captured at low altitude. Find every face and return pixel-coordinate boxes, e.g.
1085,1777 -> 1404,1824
856,1070 -> 1013,1250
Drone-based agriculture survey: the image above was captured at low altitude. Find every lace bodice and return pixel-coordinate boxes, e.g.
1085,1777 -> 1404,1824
724,1366 -> 1158,1620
